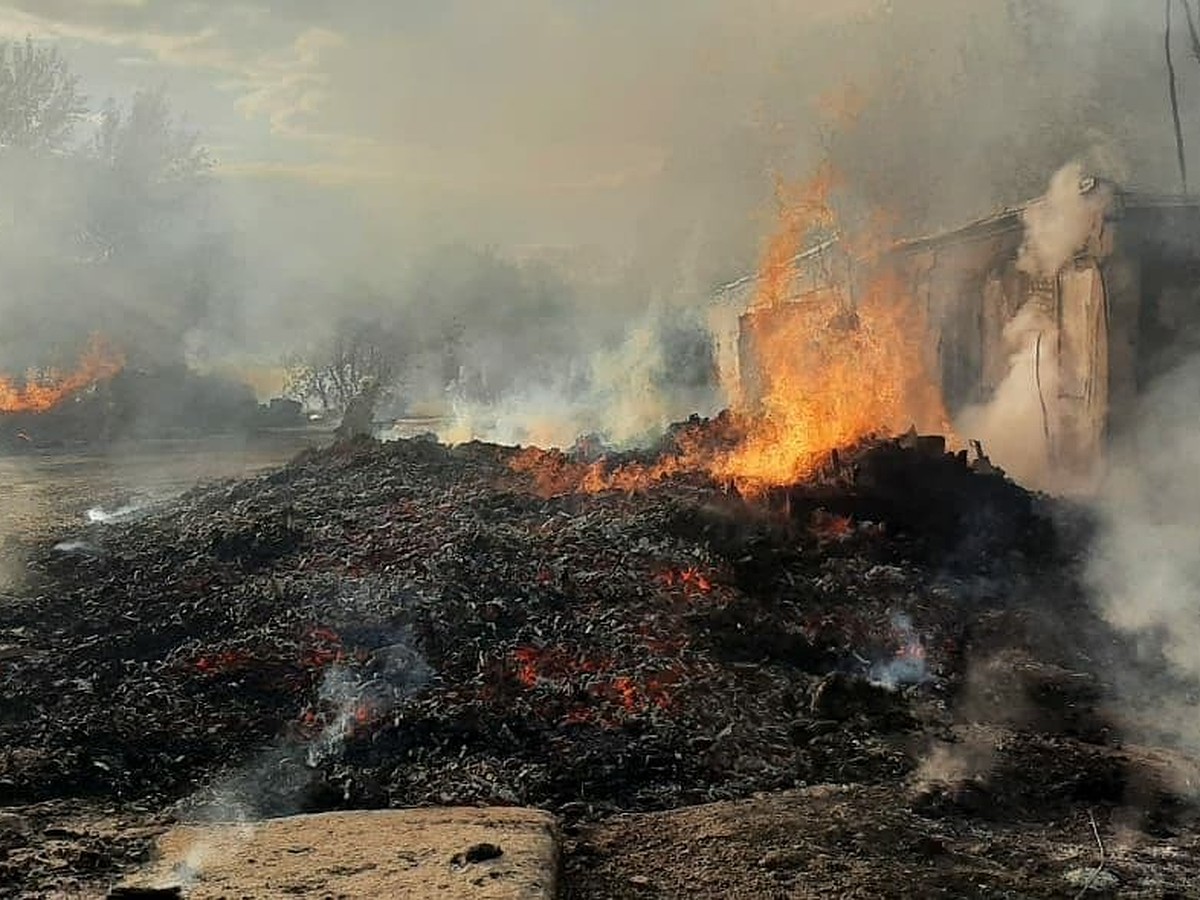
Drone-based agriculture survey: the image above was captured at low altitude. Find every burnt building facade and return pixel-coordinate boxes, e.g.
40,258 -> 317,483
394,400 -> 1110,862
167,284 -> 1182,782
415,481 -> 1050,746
717,181 -> 1200,482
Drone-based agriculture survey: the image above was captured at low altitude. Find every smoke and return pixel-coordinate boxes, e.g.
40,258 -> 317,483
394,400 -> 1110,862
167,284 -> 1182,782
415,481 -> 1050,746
868,612 -> 930,690
1017,162 -> 1115,279
185,632 -> 430,826
956,302 -> 1059,490
1086,355 -> 1200,749
954,161 -> 1115,491
435,303 -> 721,448
3,4 -> 1199,449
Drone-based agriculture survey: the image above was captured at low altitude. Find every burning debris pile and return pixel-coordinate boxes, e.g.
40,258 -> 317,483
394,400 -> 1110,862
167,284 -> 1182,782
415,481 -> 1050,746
0,336 -> 125,416
6,422 -> 1192,894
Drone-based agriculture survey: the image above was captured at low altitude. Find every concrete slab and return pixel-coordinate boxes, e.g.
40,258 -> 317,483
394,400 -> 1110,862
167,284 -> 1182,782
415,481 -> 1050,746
113,807 -> 558,899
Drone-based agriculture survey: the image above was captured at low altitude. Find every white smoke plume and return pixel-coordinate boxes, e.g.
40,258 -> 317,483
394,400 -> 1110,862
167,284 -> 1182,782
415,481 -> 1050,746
1017,162 -> 1114,279
1088,355 -> 1200,751
955,161 -> 1114,491
868,612 -> 930,690
435,305 -> 722,449
956,301 -> 1060,490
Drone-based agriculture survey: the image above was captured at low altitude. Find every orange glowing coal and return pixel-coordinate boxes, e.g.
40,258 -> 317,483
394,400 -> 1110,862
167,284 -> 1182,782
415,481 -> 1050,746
809,510 -> 855,543
509,646 -> 675,721
657,567 -> 714,593
0,335 -> 124,414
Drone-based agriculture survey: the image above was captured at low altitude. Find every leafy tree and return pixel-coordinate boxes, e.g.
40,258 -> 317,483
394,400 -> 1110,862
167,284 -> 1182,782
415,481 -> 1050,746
0,38 -> 86,153
85,88 -> 213,259
284,316 -> 407,414
93,88 -> 210,185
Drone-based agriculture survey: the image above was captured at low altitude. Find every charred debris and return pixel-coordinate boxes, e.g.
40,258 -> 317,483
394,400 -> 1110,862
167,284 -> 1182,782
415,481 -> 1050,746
4,419 -> 1198,892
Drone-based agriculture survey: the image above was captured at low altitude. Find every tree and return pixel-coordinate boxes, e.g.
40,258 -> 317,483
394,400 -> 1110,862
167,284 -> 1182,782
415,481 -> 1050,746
0,38 -> 86,153
283,316 -> 406,414
85,88 -> 213,259
93,88 -> 211,186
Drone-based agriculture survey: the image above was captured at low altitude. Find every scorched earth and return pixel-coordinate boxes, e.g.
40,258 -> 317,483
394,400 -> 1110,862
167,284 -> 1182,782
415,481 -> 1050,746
1,426 -> 1199,897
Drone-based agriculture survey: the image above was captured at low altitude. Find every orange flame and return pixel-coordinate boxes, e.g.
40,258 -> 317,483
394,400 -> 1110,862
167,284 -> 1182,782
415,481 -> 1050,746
507,162 -> 947,498
0,335 -> 124,414
757,164 -> 839,311
715,269 -> 947,490
657,567 -> 714,593
809,510 -> 854,543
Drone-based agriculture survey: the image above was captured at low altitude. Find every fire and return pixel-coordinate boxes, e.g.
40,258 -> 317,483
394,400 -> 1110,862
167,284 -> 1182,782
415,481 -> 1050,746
0,335 -> 124,414
710,166 -> 947,491
507,160 -> 948,499
756,165 -> 839,312
509,645 -> 675,722
657,567 -> 714,593
809,510 -> 854,542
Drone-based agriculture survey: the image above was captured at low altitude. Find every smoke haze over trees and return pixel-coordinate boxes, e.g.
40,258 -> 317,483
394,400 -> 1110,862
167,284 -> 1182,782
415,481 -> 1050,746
0,41 -> 219,374
2,4 -> 1200,438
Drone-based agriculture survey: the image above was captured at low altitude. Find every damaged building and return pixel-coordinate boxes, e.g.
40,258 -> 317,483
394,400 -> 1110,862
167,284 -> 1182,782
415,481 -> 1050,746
719,178 -> 1200,483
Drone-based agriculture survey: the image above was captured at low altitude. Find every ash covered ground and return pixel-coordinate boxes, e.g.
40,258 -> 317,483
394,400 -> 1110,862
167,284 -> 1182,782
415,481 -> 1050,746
2,428 -> 1199,897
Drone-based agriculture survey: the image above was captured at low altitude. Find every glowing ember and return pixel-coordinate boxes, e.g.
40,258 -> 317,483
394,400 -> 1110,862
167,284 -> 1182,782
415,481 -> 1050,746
0,335 -> 124,413
658,567 -> 714,593
193,649 -> 253,675
869,613 -> 930,688
299,626 -> 347,669
809,510 -> 855,542
508,645 -> 675,722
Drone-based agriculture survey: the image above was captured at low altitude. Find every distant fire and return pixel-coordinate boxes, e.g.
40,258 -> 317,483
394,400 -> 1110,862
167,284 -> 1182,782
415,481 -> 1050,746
0,335 -> 124,414
509,163 -> 948,498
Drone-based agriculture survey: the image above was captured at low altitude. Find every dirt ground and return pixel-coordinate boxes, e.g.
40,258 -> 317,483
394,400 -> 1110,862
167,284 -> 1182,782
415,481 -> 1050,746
3,433 -> 1200,897
115,807 -> 558,899
564,778 -> 1200,899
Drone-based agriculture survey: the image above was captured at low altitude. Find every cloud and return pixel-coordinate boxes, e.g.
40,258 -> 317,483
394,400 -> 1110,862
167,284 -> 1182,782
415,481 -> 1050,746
230,28 -> 346,138
0,3 -> 351,149
217,158 -> 391,187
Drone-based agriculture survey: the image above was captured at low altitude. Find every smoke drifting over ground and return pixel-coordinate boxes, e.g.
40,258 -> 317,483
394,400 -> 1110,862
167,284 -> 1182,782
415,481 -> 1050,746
1088,356 -> 1200,749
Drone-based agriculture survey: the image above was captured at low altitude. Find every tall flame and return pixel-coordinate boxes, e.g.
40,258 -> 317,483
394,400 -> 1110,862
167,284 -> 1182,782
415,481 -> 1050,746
714,169 -> 947,490
757,164 -> 839,311
0,335 -> 125,413
508,161 -> 948,497
715,270 -> 947,489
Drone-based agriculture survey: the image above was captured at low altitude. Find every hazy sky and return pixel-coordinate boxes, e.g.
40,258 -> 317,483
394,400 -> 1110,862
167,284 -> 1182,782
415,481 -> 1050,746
0,2 -> 1189,288
0,2 -> 887,262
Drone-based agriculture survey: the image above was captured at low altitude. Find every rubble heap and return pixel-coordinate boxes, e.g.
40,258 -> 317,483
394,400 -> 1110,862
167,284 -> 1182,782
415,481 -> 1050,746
0,428 -> 1194,894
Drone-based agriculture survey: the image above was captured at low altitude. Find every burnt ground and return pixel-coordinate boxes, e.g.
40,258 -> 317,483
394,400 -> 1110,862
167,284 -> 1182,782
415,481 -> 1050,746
1,433 -> 1199,897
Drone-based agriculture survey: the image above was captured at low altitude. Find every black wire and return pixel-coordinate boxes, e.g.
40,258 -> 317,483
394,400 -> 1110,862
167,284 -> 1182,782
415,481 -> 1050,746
1167,0 -> 1190,194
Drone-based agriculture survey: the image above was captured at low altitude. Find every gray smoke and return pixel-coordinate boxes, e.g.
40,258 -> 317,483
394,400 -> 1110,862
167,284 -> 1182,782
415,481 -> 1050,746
1087,356 -> 1200,750
2,4 -> 1198,443
954,162 -> 1115,491
183,628 -> 429,826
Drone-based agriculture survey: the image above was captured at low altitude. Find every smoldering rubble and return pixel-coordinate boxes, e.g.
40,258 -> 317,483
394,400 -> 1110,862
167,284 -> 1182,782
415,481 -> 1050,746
3,427 -> 1200,896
